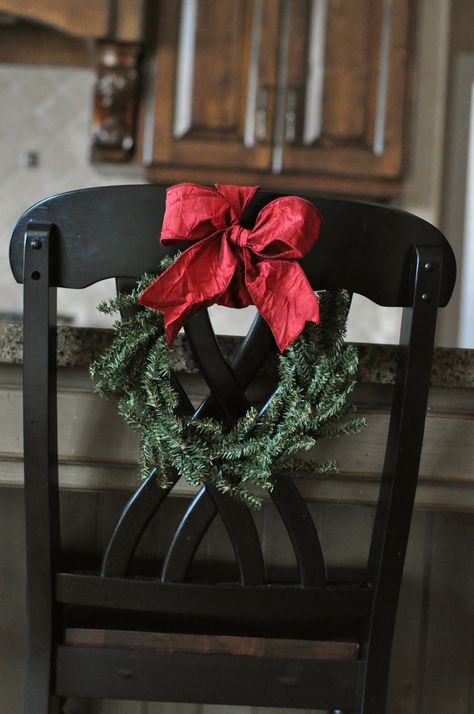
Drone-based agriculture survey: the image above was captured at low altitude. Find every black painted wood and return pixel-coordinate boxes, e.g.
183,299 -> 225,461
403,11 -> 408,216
189,313 -> 276,421
161,486 -> 217,583
103,313 -> 273,581
271,474 -> 327,587
9,186 -> 456,306
22,224 -> 61,714
362,245 -> 445,713
115,276 -> 142,321
101,468 -> 178,578
56,573 -> 372,626
184,310 -> 250,424
10,186 -> 170,288
206,485 -> 266,586
160,312 -> 278,583
10,185 -> 456,714
55,646 -> 363,709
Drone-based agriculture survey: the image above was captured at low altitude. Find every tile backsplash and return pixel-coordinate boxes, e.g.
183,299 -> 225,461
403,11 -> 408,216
0,64 -> 144,328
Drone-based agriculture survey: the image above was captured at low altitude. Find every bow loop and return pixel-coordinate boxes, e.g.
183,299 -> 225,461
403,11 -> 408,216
160,183 -> 257,243
248,196 -> 321,259
139,183 -> 321,351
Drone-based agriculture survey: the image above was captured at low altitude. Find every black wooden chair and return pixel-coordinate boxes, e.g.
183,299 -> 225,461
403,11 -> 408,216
9,185 -> 455,714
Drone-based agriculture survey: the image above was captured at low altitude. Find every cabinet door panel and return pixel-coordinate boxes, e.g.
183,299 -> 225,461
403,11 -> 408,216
322,0 -> 374,141
149,0 -> 278,171
281,0 -> 412,181
192,1 -> 247,133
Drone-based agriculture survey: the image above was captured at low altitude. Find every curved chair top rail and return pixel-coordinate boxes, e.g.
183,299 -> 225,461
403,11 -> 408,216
10,184 -> 456,306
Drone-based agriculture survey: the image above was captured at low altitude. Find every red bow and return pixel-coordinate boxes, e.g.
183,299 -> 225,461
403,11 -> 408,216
139,183 -> 321,352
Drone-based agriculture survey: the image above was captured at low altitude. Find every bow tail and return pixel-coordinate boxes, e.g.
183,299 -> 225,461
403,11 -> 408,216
244,256 -> 320,352
139,236 -> 237,345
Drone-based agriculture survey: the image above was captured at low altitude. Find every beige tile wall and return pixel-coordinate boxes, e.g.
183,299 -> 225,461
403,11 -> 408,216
0,64 -> 145,328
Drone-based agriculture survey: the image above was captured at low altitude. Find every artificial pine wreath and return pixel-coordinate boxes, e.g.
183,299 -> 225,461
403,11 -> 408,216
90,271 -> 366,508
91,184 -> 366,507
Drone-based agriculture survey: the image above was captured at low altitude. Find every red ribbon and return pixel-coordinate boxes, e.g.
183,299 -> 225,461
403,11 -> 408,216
139,183 -> 322,352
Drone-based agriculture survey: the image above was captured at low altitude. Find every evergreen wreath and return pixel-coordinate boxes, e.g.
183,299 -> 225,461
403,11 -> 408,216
90,266 -> 366,508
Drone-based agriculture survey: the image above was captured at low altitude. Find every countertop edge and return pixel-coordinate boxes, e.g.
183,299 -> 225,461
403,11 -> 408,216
1,322 -> 473,388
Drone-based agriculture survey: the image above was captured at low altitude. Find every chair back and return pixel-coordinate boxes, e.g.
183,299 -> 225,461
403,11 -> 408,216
9,185 -> 456,713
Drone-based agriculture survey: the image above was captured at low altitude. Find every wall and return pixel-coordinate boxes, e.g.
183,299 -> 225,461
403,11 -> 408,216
0,64 -> 145,329
437,0 -> 474,347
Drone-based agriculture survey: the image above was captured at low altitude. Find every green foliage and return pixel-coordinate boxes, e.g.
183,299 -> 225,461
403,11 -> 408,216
90,282 -> 366,508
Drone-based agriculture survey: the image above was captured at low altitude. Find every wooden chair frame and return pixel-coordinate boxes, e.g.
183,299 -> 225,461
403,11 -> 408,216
9,185 -> 456,714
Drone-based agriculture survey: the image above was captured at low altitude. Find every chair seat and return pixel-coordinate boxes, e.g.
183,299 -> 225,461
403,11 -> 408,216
64,628 -> 359,661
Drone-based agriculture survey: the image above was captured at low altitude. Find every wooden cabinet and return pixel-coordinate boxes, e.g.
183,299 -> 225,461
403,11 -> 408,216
0,0 -> 144,41
0,0 -> 415,196
144,0 -> 415,198
145,1 -> 279,174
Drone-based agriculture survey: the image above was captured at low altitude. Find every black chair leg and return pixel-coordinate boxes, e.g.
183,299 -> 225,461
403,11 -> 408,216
24,680 -> 58,714
24,689 -> 61,714
24,647 -> 60,714
61,698 -> 93,714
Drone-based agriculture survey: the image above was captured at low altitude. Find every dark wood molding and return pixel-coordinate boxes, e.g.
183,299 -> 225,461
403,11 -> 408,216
0,0 -> 144,41
0,20 -> 91,66
145,164 -> 402,200
91,40 -> 142,162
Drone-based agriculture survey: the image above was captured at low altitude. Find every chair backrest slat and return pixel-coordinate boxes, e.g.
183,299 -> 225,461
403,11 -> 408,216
10,186 -> 455,307
270,475 -> 327,586
185,312 -> 251,424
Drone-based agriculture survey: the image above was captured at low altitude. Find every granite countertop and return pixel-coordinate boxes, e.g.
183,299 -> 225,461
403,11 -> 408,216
1,321 -> 473,388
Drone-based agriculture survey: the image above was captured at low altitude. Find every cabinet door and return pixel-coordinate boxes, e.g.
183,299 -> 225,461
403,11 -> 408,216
147,0 -> 279,172
279,0 -> 413,187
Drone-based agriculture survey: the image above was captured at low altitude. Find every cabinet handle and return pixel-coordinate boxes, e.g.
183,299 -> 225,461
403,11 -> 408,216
255,86 -> 268,142
285,89 -> 297,144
